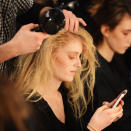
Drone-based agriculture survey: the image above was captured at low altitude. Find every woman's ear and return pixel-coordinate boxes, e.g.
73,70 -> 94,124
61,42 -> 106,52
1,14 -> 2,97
100,25 -> 110,37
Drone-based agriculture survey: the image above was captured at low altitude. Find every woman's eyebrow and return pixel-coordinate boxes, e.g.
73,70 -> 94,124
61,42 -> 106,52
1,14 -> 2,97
68,51 -> 81,55
123,29 -> 131,32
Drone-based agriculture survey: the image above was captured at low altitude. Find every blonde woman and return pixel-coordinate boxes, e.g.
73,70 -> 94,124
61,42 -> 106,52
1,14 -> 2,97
12,28 -> 123,131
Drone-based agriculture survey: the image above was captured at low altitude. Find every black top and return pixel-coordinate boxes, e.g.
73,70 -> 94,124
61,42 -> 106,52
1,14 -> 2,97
1,86 -> 89,131
31,86 -> 89,131
85,51 -> 131,131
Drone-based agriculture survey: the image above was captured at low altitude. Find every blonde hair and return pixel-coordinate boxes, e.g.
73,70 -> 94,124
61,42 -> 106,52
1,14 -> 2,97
12,27 -> 97,118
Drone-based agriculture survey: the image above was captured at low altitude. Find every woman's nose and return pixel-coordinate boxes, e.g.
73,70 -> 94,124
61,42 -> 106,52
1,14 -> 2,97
74,58 -> 81,68
127,36 -> 131,47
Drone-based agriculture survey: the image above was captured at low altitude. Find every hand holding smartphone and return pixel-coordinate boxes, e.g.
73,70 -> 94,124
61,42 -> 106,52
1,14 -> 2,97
112,89 -> 128,108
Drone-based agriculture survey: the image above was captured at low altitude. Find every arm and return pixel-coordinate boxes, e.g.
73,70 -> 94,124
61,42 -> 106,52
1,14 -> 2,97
0,23 -> 49,63
0,42 -> 17,63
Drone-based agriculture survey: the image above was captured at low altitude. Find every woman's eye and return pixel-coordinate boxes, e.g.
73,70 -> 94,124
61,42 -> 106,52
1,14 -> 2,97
69,56 -> 75,59
123,32 -> 128,36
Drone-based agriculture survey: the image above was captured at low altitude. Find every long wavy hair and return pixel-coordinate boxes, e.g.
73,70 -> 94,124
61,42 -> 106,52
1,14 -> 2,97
12,27 -> 98,118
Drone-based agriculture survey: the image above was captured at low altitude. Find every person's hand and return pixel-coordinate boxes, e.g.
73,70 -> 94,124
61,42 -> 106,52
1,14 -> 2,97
102,99 -> 124,122
63,9 -> 87,32
87,104 -> 123,131
9,23 -> 50,56
102,99 -> 124,108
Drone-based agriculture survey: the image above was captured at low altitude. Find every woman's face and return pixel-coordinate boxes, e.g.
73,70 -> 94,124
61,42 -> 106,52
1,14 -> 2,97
51,38 -> 82,82
105,14 -> 131,54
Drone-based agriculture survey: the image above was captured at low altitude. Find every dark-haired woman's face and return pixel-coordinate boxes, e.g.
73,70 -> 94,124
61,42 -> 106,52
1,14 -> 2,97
105,14 -> 131,54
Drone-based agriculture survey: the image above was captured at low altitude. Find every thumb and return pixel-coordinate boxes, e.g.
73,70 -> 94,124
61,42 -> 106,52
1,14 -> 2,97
99,105 -> 109,111
22,23 -> 39,30
36,32 -> 50,39
102,101 -> 109,105
108,98 -> 118,108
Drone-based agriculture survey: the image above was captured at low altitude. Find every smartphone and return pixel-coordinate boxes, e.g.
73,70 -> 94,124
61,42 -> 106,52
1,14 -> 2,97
112,89 -> 128,108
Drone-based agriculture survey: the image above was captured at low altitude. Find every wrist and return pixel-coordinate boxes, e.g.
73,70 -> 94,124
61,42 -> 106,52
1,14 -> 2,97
6,40 -> 19,57
87,123 -> 101,131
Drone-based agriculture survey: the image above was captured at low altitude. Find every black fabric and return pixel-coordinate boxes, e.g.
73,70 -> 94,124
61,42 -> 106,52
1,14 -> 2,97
30,86 -> 89,131
124,48 -> 131,85
85,51 -> 131,131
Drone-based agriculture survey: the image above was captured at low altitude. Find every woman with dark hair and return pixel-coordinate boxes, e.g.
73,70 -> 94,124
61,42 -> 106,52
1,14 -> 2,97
85,0 -> 131,130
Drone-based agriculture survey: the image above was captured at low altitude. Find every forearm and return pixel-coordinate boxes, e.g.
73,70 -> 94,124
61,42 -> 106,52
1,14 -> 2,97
0,41 -> 17,63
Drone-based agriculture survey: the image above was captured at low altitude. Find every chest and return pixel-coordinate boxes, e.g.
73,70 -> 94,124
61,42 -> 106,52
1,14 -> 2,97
46,96 -> 65,124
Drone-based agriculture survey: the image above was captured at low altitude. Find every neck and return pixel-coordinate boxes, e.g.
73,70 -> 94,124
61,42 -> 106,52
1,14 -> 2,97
97,40 -> 115,62
38,77 -> 62,97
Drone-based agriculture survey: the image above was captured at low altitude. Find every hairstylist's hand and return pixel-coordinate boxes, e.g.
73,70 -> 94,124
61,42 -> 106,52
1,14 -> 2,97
9,23 -> 50,56
63,9 -> 87,32
87,104 -> 123,131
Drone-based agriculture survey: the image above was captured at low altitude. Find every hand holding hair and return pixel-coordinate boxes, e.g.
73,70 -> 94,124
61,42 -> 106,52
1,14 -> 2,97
63,9 -> 87,32
9,23 -> 50,55
0,23 -> 50,63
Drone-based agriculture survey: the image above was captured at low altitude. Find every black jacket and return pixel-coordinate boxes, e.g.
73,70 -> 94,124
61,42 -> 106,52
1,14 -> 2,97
85,51 -> 131,131
30,86 -> 89,131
